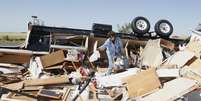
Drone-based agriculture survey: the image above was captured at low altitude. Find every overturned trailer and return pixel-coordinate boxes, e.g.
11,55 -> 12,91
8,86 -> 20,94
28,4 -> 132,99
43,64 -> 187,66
0,16 -> 188,65
25,16 -> 186,52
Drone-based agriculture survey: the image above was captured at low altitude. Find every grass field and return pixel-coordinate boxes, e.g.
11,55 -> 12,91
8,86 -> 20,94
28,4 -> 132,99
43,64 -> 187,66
0,32 -> 27,45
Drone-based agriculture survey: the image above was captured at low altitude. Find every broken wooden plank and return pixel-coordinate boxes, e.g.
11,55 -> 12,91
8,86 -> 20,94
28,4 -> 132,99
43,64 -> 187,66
24,75 -> 69,86
2,81 -> 24,90
140,78 -> 198,101
22,86 -> 44,91
122,68 -> 161,98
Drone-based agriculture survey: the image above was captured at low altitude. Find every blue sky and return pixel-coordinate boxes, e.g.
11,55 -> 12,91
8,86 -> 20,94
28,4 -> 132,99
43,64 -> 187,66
0,0 -> 201,35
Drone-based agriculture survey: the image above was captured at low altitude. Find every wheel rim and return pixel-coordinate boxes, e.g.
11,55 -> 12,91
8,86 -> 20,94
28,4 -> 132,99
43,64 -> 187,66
159,23 -> 171,34
136,20 -> 147,31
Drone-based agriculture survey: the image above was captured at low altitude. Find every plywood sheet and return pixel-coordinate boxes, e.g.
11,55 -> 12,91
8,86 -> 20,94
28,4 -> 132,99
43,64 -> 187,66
40,50 -> 65,68
122,68 -> 161,98
24,75 -> 69,86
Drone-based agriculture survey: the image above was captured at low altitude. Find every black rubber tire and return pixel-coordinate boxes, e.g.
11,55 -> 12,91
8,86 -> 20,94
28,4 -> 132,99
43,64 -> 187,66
131,16 -> 150,35
154,20 -> 173,38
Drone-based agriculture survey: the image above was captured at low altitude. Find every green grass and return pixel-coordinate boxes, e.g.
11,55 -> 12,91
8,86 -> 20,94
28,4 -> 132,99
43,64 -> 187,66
0,32 -> 27,45
0,32 -> 27,40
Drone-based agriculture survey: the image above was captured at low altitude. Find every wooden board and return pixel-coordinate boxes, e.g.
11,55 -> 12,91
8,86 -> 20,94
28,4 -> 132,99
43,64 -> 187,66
141,78 -> 198,101
0,53 -> 31,64
24,75 -> 69,86
40,50 -> 65,68
2,81 -> 24,90
122,68 -> 161,98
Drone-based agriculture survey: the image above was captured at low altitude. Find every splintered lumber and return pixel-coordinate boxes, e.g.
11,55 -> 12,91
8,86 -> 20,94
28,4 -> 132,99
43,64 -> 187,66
122,68 -> 161,98
141,78 -> 198,101
24,75 -> 69,86
40,50 -> 65,68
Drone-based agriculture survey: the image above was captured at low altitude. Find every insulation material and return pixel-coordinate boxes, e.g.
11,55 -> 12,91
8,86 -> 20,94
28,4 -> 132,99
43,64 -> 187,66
141,39 -> 163,67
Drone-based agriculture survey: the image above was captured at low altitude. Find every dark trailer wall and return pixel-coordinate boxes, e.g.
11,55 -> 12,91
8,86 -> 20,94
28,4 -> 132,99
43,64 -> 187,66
26,24 -> 186,52
26,25 -> 111,52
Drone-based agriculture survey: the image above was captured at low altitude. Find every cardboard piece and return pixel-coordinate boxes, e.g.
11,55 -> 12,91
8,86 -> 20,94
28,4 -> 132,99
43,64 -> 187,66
122,68 -> 161,98
40,50 -> 65,68
22,86 -> 44,91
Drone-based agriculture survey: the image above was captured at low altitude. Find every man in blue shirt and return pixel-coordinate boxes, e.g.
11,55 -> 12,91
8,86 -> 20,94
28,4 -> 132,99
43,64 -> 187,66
98,31 -> 127,75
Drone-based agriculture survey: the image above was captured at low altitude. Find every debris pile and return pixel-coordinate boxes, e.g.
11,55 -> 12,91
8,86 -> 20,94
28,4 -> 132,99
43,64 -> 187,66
1,23 -> 201,101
